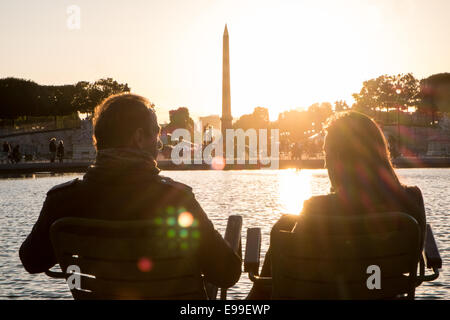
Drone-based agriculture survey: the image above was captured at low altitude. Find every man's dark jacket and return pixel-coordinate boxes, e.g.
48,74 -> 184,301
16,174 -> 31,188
19,164 -> 241,290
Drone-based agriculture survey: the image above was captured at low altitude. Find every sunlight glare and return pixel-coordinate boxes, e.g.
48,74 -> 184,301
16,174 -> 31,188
278,169 -> 312,214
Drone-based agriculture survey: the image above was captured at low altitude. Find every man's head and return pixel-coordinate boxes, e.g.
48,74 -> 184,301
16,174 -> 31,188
93,93 -> 160,157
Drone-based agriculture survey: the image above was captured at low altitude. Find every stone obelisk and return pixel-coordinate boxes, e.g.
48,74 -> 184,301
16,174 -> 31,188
221,24 -> 232,139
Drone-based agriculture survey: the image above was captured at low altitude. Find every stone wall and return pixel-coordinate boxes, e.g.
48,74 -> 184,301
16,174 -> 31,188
382,125 -> 450,156
1,119 -> 95,160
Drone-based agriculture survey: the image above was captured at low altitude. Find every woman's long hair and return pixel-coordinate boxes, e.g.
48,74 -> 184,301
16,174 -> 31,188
323,111 -> 404,212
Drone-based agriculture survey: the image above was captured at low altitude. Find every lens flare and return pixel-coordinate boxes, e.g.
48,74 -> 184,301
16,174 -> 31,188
137,257 -> 153,272
167,217 -> 176,226
178,211 -> 194,228
211,156 -> 226,170
166,206 -> 175,215
180,229 -> 188,238
167,229 -> 176,238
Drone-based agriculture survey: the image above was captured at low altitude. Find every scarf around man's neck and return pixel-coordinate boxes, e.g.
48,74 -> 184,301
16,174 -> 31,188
84,148 -> 160,183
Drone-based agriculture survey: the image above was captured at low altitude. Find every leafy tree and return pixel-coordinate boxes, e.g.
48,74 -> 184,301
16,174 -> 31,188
352,73 -> 420,123
87,78 -> 130,112
72,81 -> 92,113
334,100 -> 349,112
419,73 -> 450,123
0,77 -> 130,119
167,107 -> 194,135
233,107 -> 270,130
0,78 -> 39,119
274,102 -> 332,154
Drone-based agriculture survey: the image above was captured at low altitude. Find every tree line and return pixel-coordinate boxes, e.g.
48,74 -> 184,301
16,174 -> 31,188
1,72 -> 448,132
227,72 -> 449,156
0,77 -> 130,119
232,72 -> 450,132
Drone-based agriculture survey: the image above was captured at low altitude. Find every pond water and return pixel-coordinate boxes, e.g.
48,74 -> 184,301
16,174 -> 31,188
0,169 -> 448,299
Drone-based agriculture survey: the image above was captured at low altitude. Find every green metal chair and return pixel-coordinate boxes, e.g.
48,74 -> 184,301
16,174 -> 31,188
46,215 -> 242,300
244,212 -> 442,299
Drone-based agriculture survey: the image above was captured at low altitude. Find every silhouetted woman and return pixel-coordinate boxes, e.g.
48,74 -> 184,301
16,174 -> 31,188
247,111 -> 426,299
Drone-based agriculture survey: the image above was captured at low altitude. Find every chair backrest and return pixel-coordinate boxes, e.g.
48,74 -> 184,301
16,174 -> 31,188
271,212 -> 421,299
50,217 -> 205,300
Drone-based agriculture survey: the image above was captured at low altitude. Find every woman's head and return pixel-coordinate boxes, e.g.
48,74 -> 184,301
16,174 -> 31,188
323,111 -> 402,208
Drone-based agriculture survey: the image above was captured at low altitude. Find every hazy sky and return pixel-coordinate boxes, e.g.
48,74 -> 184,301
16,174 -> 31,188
1,0 -> 449,122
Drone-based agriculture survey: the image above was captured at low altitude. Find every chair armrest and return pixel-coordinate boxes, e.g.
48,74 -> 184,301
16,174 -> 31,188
213,215 -> 243,300
248,273 -> 273,287
244,228 -> 261,275
224,215 -> 243,257
45,269 -> 67,279
205,283 -> 219,300
423,224 -> 442,269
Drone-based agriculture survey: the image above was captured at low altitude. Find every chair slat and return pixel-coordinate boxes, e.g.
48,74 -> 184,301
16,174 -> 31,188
53,232 -> 197,260
272,276 -> 412,300
277,230 -> 418,259
278,254 -> 417,281
60,254 -> 198,281
72,274 -> 204,299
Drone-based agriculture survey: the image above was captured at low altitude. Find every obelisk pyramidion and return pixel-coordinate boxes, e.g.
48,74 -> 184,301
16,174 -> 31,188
221,24 -> 232,140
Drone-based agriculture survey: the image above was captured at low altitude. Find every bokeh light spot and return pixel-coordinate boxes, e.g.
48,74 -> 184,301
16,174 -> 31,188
137,257 -> 153,272
167,206 -> 175,215
192,230 -> 200,239
180,229 -> 188,238
181,242 -> 189,250
167,229 -> 176,238
211,156 -> 226,170
167,217 -> 176,226
178,211 -> 194,228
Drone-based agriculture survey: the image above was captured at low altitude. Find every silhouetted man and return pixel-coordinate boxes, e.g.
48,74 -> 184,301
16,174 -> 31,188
20,93 -> 241,297
12,145 -> 21,163
2,141 -> 11,163
49,138 -> 57,163
2,141 -> 10,153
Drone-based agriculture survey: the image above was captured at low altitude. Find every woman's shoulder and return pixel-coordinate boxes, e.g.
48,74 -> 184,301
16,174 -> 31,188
302,194 -> 341,214
402,185 -> 423,199
302,186 -> 424,215
399,185 -> 425,215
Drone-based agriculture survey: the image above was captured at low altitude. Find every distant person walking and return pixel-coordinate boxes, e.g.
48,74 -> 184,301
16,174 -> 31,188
292,142 -> 303,160
12,145 -> 21,163
49,138 -> 57,163
2,141 -> 11,163
57,140 -> 64,163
